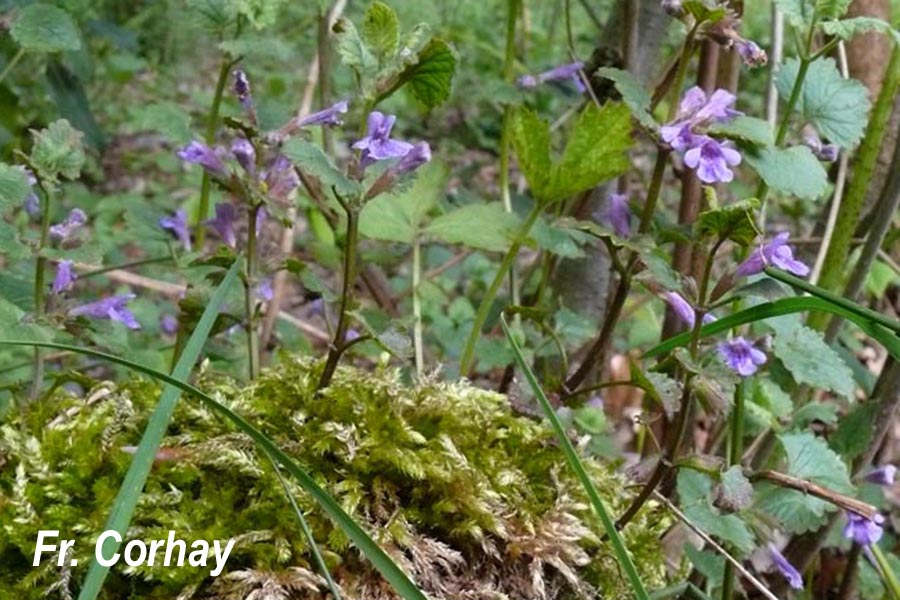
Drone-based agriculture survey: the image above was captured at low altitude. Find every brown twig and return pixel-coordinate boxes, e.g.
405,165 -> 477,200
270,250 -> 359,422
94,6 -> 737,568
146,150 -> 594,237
751,470 -> 879,520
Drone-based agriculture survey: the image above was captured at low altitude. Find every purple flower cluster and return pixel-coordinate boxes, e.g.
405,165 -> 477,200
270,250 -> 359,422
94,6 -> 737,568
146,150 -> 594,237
70,294 -> 140,329
736,40 -> 768,68
49,208 -> 87,242
662,87 -> 743,184
736,232 -> 810,278
518,61 -> 586,93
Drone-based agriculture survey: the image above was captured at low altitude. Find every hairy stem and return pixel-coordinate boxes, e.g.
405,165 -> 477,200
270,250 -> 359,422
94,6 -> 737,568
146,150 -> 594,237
194,59 -> 232,246
820,53 -> 900,341
29,183 -> 53,400
317,203 -> 359,390
459,201 -> 543,375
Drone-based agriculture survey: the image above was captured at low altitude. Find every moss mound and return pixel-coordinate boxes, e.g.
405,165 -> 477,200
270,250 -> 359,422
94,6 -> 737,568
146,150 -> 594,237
0,357 -> 669,599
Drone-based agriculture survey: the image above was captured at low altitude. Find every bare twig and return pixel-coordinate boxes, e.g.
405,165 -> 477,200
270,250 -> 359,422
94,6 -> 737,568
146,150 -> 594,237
751,470 -> 879,520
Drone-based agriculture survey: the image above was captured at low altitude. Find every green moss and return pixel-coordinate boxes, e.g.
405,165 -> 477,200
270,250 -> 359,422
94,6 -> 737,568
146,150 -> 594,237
0,357 -> 670,598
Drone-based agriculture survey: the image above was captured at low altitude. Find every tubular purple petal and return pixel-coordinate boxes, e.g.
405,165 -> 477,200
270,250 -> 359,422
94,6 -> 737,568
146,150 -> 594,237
295,99 -> 349,128
601,193 -> 632,237
231,138 -> 256,175
206,203 -> 238,248
70,294 -> 141,330
159,209 -> 192,251
52,260 -> 76,294
844,512 -> 884,546
768,544 -> 803,590
864,465 -> 897,487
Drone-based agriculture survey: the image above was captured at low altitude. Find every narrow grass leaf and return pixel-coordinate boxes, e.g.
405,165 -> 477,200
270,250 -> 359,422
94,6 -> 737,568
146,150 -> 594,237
500,314 -> 650,600
643,296 -> 900,361
75,260 -> 239,600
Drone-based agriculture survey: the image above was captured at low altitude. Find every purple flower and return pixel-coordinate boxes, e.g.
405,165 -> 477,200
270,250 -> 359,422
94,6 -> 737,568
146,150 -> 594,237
231,138 -> 256,175
160,314 -> 178,336
664,292 -> 716,329
803,135 -> 839,162
264,155 -> 299,200
295,99 -> 349,128
256,278 -> 273,302
718,336 -> 767,376
683,136 -> 742,183
391,142 -> 431,176
736,40 -> 768,68
767,544 -> 802,590
308,297 -> 326,318
736,232 -> 810,278
353,112 -> 413,168
233,69 -> 252,109
345,328 -> 361,342
518,61 -> 586,92
864,465 -> 897,487
52,260 -> 76,294
70,294 -> 141,330
601,193 -> 632,237
159,209 -> 191,251
177,141 -> 228,179
49,208 -> 88,242
662,87 -> 742,145
206,203 -> 237,248
844,512 -> 884,546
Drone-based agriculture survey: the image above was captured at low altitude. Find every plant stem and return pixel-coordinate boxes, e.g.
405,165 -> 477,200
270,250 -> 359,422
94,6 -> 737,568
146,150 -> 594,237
194,59 -> 232,246
0,48 -> 26,86
317,202 -> 359,390
412,235 -> 424,376
872,544 -> 900,600
500,0 -> 521,309
459,201 -> 543,375
810,46 -> 900,327
29,184 -> 53,400
721,379 -> 746,600
563,28 -> 697,395
244,204 -> 260,379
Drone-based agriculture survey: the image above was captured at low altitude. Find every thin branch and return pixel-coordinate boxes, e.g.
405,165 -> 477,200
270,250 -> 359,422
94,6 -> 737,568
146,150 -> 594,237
652,491 -> 780,600
751,470 -> 878,520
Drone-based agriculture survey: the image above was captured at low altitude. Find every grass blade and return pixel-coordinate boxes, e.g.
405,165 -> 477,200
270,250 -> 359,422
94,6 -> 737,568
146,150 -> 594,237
0,339 -> 428,600
262,449 -> 344,599
499,314 -> 650,600
75,259 -> 241,600
642,296 -> 900,361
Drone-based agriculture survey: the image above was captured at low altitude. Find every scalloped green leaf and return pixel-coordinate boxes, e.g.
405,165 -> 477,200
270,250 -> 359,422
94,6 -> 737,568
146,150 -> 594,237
30,119 -> 85,180
775,57 -> 871,148
595,67 -> 656,130
773,324 -> 856,399
0,164 -> 32,212
744,144 -> 829,200
394,38 -> 456,108
362,1 -> 400,59
820,17 -> 900,44
11,4 -> 81,53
